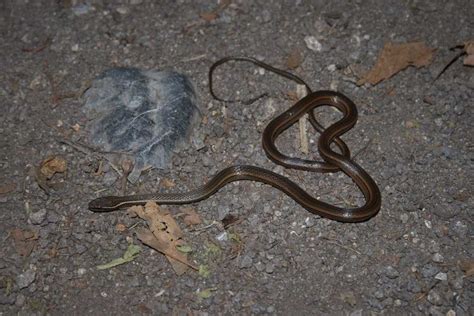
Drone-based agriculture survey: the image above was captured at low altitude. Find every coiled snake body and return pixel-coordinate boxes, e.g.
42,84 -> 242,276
89,57 -> 381,222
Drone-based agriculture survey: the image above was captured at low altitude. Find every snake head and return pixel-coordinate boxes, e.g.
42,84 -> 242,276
88,196 -> 120,212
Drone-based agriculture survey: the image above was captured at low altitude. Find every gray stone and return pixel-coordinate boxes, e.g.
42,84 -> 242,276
255,261 -> 265,272
349,310 -> 363,316
385,266 -> 400,279
15,294 -> 25,307
29,209 -> 47,225
16,269 -> 36,289
239,255 -> 253,269
0,293 -> 15,305
265,262 -> 275,274
374,290 -> 384,299
421,264 -> 439,278
432,253 -> 444,263
427,289 -> 442,306
434,272 -> 447,281
453,104 -> 464,115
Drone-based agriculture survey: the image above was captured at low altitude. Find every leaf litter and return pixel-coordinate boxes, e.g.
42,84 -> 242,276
463,40 -> 474,66
96,244 -> 142,270
358,41 -> 435,85
129,202 -> 197,275
35,156 -> 67,194
10,228 -> 38,257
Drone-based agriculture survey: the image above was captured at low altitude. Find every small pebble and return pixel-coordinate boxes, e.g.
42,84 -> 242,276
0,293 -> 16,305
327,64 -> 337,72
421,264 -> 439,278
350,310 -> 363,316
427,289 -> 442,306
265,262 -> 275,274
29,209 -> 47,225
15,294 -> 25,307
434,272 -> 447,281
374,290 -> 384,299
72,4 -> 92,16
16,269 -> 36,289
116,6 -> 129,15
77,268 -> 87,276
432,253 -> 444,263
304,217 -> 315,228
304,36 -> 323,52
239,255 -> 253,269
255,261 -> 265,272
385,266 -> 400,279
216,232 -> 228,241
453,104 -> 464,115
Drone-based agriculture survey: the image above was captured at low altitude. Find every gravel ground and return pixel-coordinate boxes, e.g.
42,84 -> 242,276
0,0 -> 472,315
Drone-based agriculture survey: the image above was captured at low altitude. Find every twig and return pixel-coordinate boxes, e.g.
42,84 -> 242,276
180,54 -> 207,63
433,45 -> 466,81
320,236 -> 362,255
120,159 -> 134,195
22,37 -> 51,53
190,221 -> 218,233
413,280 -> 440,302
352,139 -> 373,160
297,84 -> 309,154
57,138 -> 123,177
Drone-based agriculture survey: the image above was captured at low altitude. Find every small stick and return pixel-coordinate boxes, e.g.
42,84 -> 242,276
353,139 -> 373,160
297,84 -> 309,154
120,159 -> 134,195
320,236 -> 362,255
57,138 -> 123,177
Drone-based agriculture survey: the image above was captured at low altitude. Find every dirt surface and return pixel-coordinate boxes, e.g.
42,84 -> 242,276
1,0 -> 473,315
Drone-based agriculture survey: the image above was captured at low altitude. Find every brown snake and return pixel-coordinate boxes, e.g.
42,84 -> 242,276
89,57 -> 381,222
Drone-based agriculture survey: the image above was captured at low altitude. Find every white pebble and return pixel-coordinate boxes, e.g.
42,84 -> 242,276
77,268 -> 87,276
435,272 -> 447,281
304,36 -> 323,52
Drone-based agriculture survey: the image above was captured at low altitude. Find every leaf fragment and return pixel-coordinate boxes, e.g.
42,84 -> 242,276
10,228 -> 38,257
131,202 -> 195,275
464,40 -> 474,66
286,49 -> 303,69
39,156 -> 67,179
176,244 -> 193,253
198,265 -> 211,278
183,207 -> 202,226
358,41 -> 435,85
96,244 -> 141,270
459,259 -> 474,277
196,287 -> 217,299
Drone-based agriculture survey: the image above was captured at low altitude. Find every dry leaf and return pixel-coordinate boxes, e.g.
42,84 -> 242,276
0,183 -> 16,194
183,208 -> 202,226
463,40 -> 474,66
459,259 -> 474,277
115,223 -> 127,232
286,49 -> 303,69
131,202 -> 193,275
10,228 -> 38,257
96,244 -> 141,270
161,178 -> 175,188
39,156 -> 67,179
200,12 -> 218,22
358,41 -> 435,85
